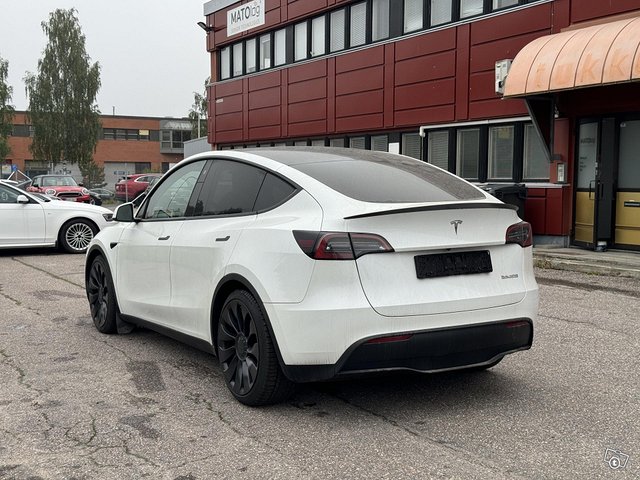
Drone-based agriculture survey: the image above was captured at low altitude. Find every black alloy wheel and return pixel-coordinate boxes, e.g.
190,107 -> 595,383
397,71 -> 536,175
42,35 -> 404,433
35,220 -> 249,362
86,256 -> 118,334
217,290 -> 294,406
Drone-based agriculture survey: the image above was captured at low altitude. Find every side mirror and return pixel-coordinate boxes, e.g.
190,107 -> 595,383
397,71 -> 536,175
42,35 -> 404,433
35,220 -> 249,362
114,202 -> 135,222
17,195 -> 29,204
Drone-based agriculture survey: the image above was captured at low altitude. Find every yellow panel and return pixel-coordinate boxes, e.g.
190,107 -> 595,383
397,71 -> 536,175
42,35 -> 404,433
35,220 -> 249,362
615,192 -> 640,246
574,191 -> 594,243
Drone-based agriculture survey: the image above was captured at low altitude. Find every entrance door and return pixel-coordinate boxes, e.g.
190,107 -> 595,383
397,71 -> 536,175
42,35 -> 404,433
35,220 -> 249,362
615,120 -> 640,247
574,122 -> 599,246
574,119 -> 616,249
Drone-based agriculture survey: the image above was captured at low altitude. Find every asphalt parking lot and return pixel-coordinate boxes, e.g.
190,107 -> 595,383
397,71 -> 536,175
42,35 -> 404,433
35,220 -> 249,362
0,250 -> 638,479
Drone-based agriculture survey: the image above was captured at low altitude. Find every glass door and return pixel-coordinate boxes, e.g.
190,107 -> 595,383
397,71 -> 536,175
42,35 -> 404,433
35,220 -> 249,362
615,120 -> 640,247
574,122 -> 598,246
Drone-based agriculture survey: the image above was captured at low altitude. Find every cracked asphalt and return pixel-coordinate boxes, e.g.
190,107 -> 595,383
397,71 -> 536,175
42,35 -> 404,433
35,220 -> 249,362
0,250 -> 638,479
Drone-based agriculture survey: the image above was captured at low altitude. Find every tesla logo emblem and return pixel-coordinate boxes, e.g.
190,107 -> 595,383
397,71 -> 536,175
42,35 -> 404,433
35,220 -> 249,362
450,220 -> 463,235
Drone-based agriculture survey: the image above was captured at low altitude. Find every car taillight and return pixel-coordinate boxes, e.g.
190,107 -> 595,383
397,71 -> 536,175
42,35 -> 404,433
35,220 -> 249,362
505,222 -> 532,247
293,231 -> 394,260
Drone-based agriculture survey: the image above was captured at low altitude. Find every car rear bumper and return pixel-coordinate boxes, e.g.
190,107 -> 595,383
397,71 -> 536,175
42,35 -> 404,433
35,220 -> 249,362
265,287 -> 538,382
281,319 -> 533,382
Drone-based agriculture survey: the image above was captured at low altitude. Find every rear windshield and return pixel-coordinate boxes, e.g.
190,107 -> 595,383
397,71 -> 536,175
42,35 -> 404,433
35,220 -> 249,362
291,155 -> 484,203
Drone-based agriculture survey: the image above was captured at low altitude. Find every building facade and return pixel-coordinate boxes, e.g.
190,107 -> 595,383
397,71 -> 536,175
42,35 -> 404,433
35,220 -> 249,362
3,112 -> 195,189
202,0 -> 640,249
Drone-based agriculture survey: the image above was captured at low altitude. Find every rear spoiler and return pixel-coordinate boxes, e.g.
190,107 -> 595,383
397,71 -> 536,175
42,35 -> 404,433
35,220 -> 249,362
344,202 -> 517,220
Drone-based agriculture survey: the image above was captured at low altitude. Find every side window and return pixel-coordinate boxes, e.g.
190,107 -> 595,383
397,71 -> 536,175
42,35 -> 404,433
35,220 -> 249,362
195,160 -> 266,216
144,160 -> 207,219
0,185 -> 19,204
254,174 -> 296,211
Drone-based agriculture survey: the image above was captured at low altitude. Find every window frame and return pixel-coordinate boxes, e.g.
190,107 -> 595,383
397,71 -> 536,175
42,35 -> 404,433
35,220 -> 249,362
140,160 -> 208,221
294,20 -> 309,62
330,8 -> 347,53
487,124 -> 516,181
184,158 -> 300,218
349,1 -> 368,48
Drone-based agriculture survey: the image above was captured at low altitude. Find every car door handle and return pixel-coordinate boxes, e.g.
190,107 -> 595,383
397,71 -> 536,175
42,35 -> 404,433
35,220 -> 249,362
158,235 -> 170,241
216,236 -> 230,242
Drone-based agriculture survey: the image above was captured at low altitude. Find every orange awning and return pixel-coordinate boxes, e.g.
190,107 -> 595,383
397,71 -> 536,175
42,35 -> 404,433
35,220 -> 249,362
503,16 -> 640,97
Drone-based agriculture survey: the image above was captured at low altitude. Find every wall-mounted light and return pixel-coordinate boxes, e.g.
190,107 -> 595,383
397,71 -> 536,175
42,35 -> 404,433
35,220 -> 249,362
197,21 -> 213,32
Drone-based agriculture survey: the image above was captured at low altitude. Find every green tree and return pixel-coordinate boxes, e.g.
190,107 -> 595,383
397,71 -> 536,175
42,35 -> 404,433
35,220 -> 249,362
0,55 -> 14,162
81,158 -> 105,189
188,78 -> 209,138
24,9 -> 101,181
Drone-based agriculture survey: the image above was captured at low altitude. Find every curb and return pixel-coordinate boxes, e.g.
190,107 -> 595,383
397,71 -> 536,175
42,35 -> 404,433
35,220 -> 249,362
533,254 -> 640,279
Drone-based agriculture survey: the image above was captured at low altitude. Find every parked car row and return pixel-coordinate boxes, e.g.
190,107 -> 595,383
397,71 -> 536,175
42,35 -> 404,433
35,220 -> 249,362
114,174 -> 161,202
0,180 -> 113,253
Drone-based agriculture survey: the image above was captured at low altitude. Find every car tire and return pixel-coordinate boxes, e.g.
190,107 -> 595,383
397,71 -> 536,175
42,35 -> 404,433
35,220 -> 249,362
89,195 -> 102,206
87,255 -> 118,334
217,290 -> 294,406
59,218 -> 97,254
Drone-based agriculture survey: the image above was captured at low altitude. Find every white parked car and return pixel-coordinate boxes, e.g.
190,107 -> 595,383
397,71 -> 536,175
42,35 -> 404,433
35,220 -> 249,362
85,147 -> 538,405
0,181 -> 113,253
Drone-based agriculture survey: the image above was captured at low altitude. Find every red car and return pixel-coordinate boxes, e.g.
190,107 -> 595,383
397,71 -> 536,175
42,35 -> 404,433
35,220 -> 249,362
115,174 -> 162,201
27,175 -> 92,203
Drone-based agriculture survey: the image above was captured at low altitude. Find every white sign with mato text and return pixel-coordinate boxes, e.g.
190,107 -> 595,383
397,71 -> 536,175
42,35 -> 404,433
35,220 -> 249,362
227,0 -> 265,36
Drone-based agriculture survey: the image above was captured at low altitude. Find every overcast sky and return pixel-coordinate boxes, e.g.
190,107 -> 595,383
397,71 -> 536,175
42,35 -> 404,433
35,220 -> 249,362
0,0 -> 210,118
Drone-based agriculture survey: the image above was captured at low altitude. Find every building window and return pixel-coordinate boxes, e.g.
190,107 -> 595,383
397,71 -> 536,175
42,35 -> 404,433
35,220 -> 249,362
431,0 -> 452,25
494,0 -> 518,9
350,136 -> 366,149
523,124 -> 549,180
350,2 -> 367,47
488,125 -> 514,180
330,9 -> 346,52
139,129 -> 150,141
371,135 -> 388,151
311,16 -> 326,57
233,43 -> 243,77
372,0 -> 389,41
457,128 -> 480,180
402,133 -> 422,160
174,130 -> 191,149
295,22 -> 308,61
246,38 -> 257,73
428,130 -> 449,170
259,34 -> 271,69
216,0 -> 531,80
161,130 -> 171,149
103,128 -> 115,140
294,140 -> 308,146
220,46 -> 231,80
116,129 -> 126,140
460,0 -> 485,18
274,29 -> 286,66
126,129 -> 139,140
404,0 -> 423,33
311,138 -> 326,146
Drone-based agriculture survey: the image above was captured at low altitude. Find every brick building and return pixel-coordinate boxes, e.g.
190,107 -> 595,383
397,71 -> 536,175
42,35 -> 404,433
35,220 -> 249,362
202,0 -> 640,250
4,111 -> 196,189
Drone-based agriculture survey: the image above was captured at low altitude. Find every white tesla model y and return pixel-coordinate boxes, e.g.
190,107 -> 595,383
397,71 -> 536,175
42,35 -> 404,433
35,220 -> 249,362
85,148 -> 538,405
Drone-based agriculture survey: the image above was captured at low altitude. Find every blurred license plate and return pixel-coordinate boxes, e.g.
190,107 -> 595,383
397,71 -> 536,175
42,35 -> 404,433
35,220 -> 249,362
414,251 -> 492,279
